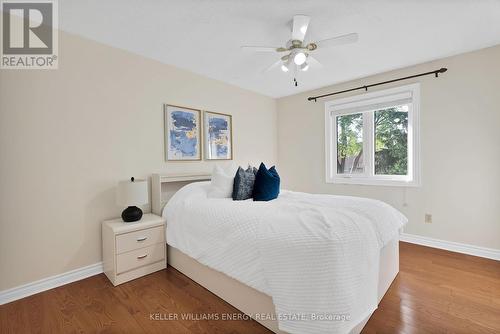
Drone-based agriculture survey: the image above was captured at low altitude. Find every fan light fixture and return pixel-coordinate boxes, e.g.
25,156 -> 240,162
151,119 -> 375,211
240,15 -> 359,86
293,52 -> 307,65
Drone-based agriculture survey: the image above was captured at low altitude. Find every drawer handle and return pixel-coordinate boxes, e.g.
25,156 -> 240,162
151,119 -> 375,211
137,254 -> 148,259
136,237 -> 147,242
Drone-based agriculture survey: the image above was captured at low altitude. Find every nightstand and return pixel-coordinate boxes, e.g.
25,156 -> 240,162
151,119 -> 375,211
102,213 -> 166,286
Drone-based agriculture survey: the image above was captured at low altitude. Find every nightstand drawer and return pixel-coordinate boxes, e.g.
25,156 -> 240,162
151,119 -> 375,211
116,242 -> 165,274
116,226 -> 164,254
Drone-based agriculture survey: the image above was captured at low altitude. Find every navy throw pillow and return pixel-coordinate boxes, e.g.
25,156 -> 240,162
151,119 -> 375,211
232,166 -> 257,200
253,163 -> 280,201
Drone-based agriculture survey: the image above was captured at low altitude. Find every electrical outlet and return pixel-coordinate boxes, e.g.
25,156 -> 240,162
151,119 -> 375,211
424,213 -> 432,224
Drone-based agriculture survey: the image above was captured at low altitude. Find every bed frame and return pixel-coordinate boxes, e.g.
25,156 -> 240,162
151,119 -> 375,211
151,173 -> 400,334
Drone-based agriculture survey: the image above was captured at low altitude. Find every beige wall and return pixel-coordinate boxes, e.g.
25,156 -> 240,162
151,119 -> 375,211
277,45 -> 500,250
1,30 -> 498,292
0,32 -> 277,290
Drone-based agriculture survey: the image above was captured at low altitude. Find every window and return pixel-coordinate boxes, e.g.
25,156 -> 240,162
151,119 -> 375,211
325,84 -> 420,186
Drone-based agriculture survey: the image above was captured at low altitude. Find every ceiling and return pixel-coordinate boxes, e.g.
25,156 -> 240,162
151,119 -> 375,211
60,0 -> 500,98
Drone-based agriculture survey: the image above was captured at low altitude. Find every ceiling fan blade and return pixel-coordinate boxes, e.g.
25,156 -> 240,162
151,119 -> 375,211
307,55 -> 323,69
292,15 -> 310,42
241,46 -> 283,53
314,32 -> 358,48
263,59 -> 283,73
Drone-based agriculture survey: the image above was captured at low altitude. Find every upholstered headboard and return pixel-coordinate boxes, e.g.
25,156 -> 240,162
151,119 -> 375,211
151,173 -> 211,216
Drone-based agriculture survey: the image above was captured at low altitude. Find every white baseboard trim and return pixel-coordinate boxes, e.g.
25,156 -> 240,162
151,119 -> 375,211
400,233 -> 500,261
2,234 -> 498,305
0,262 -> 103,305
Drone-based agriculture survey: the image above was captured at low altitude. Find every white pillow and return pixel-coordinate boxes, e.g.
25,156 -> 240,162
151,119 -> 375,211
207,165 -> 235,198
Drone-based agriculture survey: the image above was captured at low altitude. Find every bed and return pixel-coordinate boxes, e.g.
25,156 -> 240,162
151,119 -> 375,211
152,173 -> 406,334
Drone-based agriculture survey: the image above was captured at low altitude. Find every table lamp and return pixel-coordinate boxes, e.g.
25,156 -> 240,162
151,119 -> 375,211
116,177 -> 148,222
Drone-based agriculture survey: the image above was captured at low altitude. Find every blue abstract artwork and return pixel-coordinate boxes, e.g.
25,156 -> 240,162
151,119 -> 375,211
204,112 -> 232,160
165,105 -> 200,160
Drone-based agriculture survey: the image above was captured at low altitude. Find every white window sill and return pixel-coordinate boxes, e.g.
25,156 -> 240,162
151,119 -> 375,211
327,176 -> 420,187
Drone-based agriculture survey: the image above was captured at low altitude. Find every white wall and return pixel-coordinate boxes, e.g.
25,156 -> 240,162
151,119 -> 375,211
277,45 -> 500,250
1,28 -> 498,292
0,31 -> 277,290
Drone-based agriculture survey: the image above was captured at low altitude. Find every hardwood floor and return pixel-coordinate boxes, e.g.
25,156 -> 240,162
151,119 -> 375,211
1,242 -> 499,333
364,242 -> 500,334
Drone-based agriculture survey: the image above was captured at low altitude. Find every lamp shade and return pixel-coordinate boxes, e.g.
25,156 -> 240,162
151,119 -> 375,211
116,178 -> 148,207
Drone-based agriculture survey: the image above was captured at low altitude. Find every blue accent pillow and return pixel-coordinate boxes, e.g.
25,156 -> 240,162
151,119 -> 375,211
253,163 -> 280,201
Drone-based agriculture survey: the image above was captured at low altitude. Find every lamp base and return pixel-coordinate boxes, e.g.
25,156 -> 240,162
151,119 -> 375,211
121,206 -> 143,222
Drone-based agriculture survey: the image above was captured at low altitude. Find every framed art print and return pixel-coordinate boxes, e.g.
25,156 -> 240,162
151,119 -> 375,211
204,111 -> 233,160
164,104 -> 202,161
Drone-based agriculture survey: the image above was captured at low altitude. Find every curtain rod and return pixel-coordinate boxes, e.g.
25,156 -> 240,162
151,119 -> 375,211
307,67 -> 448,102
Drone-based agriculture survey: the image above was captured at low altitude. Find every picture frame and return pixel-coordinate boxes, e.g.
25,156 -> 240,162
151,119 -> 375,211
203,111 -> 233,160
164,104 -> 202,161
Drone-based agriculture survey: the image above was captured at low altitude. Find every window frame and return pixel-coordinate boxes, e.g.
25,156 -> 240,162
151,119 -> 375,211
325,83 -> 421,187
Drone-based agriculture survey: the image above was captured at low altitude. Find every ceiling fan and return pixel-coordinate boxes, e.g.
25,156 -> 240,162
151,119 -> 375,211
241,15 -> 358,83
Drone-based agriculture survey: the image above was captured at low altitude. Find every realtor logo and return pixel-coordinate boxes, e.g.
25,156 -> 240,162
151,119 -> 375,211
1,0 -> 58,69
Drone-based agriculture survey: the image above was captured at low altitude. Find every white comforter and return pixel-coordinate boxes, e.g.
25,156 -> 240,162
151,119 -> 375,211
164,182 -> 407,334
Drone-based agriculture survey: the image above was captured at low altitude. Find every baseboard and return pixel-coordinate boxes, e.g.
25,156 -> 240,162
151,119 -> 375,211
0,262 -> 103,305
400,233 -> 500,261
2,234 -> 498,305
